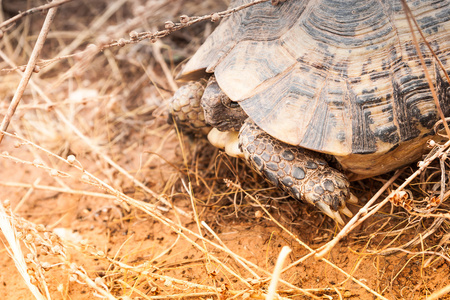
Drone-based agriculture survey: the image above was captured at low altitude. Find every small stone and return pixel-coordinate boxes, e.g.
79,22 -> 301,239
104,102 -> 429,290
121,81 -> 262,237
95,277 -> 105,286
25,234 -> 34,243
3,199 -> 10,208
41,262 -> 51,271
36,224 -> 46,232
164,279 -> 172,287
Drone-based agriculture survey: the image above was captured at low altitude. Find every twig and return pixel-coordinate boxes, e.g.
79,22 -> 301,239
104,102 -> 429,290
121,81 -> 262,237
0,0 -> 72,31
373,217 -> 445,256
110,0 -> 271,47
181,180 -> 212,272
73,269 -> 116,300
201,221 -> 261,279
266,246 -> 291,300
427,284 -> 450,300
376,247 -> 450,264
39,0 -> 128,77
0,6 -> 58,143
13,178 -> 41,213
152,40 -> 178,92
1,0 -> 271,76
0,181 -> 117,200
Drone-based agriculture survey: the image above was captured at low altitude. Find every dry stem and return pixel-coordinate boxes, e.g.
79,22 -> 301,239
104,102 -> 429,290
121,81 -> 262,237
0,0 -> 72,31
0,6 -> 58,143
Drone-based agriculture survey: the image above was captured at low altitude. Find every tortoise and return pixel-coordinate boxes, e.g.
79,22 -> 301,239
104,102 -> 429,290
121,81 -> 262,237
169,0 -> 450,224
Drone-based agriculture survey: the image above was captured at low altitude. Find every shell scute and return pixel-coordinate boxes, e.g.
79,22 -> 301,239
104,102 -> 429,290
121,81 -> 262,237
178,0 -> 450,158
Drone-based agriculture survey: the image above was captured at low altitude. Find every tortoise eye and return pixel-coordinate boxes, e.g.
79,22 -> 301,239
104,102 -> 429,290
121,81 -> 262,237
221,97 -> 240,109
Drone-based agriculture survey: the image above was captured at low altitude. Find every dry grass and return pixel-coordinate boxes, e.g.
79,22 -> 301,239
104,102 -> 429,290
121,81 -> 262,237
0,0 -> 449,299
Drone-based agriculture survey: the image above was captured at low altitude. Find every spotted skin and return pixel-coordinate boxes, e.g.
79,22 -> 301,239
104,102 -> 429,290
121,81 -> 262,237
239,119 -> 350,211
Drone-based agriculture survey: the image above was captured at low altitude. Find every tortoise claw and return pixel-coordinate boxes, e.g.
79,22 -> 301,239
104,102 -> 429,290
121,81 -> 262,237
339,205 -> 353,218
348,193 -> 358,204
332,211 -> 345,225
315,201 -> 345,225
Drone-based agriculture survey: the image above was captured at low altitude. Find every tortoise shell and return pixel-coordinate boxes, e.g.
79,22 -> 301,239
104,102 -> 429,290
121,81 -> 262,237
178,0 -> 450,177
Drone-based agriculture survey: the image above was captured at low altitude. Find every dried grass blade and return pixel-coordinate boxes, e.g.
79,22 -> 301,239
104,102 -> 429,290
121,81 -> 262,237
0,204 -> 47,300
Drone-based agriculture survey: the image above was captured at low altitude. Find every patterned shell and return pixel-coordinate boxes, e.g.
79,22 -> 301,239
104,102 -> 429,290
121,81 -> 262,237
178,0 -> 450,157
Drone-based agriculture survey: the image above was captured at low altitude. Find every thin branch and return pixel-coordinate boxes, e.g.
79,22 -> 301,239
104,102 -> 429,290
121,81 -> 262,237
0,0 -> 72,30
0,6 -> 58,143
266,246 -> 291,300
110,0 -> 272,47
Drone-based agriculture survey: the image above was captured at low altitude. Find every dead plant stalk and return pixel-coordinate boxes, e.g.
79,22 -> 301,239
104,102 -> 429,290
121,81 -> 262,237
0,0 -> 72,31
0,7 -> 58,143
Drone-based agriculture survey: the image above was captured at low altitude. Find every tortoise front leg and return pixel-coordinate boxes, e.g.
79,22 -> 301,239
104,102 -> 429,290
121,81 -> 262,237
238,119 -> 354,225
